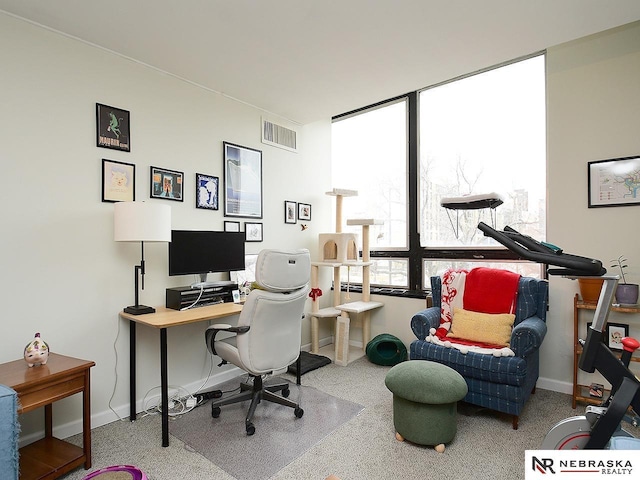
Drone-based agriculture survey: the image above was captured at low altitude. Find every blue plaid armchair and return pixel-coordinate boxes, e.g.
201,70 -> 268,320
410,274 -> 548,429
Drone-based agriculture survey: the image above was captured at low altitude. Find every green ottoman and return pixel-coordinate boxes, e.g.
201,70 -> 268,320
385,360 -> 467,449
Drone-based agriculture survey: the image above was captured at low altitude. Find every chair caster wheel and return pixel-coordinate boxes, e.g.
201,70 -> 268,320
282,387 -> 290,398
294,407 -> 304,418
246,422 -> 256,436
212,406 -> 221,418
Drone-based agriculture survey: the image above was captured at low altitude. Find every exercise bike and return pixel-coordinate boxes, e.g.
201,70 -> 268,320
477,221 -> 640,449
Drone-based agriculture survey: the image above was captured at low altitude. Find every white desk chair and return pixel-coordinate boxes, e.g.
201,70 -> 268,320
205,249 -> 310,435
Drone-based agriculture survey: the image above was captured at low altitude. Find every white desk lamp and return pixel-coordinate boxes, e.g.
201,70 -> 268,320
114,201 -> 171,315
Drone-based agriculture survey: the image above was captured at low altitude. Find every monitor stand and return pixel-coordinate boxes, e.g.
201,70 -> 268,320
190,273 -> 236,289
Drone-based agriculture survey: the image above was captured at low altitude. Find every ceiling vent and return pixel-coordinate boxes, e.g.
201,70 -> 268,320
261,117 -> 298,152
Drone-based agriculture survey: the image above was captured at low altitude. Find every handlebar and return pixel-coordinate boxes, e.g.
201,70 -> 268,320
477,222 -> 606,276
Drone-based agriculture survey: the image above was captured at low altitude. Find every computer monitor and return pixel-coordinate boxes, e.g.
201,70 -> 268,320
168,230 -> 245,286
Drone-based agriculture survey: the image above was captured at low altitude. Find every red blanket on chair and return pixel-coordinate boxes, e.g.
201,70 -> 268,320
463,267 -> 520,314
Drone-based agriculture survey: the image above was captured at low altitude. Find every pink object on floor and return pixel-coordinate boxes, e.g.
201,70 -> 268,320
82,465 -> 147,480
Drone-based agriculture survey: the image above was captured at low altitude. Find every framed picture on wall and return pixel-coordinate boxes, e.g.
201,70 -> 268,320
224,221 -> 241,232
606,322 -> 629,351
245,222 -> 263,242
150,166 -> 183,201
298,203 -> 311,221
588,155 -> 640,208
284,200 -> 297,224
223,142 -> 263,218
96,103 -> 131,152
196,173 -> 219,210
102,159 -> 135,202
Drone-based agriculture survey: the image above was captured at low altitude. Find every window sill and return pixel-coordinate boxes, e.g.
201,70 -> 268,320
338,284 -> 427,299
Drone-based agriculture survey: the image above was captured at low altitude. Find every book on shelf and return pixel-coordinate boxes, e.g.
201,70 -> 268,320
589,382 -> 604,398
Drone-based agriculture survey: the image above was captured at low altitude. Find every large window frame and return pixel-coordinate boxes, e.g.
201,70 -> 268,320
332,53 -> 546,297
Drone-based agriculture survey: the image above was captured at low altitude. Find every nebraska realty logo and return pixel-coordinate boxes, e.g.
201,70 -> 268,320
526,451 -> 635,479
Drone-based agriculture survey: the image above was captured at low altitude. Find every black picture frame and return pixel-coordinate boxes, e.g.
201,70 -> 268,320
224,221 -> 241,232
150,166 -> 183,201
223,142 -> 263,218
96,103 -> 130,152
102,159 -> 135,202
606,322 -> 629,351
195,173 -> 219,210
245,222 -> 263,242
285,200 -> 297,224
298,202 -> 311,221
588,155 -> 640,208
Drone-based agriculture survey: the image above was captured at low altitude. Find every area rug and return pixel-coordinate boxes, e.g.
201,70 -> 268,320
169,378 -> 364,480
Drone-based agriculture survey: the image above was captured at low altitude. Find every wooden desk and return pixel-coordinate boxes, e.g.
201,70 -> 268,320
0,353 -> 95,480
120,302 -> 243,447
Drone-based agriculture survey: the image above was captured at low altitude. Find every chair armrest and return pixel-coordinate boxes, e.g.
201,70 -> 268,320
510,316 -> 547,357
205,324 -> 250,355
410,307 -> 440,340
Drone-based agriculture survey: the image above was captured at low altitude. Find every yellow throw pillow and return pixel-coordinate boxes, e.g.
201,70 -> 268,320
447,307 -> 515,347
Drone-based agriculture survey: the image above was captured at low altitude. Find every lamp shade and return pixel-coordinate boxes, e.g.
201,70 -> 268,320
114,202 -> 171,242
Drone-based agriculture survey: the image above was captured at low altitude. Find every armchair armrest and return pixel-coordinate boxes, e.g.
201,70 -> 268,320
411,307 -> 441,340
205,324 -> 250,356
510,316 -> 547,357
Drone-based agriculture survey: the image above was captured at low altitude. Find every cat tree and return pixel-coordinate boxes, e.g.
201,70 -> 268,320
310,188 -> 383,366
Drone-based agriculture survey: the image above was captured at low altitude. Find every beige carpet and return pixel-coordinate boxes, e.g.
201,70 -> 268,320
60,356 -> 640,480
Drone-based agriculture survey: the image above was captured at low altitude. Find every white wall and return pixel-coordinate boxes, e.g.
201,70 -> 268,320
3,10 -> 639,442
0,13 -> 331,439
544,21 -> 640,392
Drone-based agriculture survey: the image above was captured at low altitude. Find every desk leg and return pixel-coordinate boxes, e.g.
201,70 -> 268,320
160,327 -> 169,447
129,320 -> 136,422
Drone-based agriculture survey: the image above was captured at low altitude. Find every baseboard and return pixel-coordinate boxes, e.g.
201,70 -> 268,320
18,365 -> 244,448
537,376 -> 573,395
19,351 -> 572,447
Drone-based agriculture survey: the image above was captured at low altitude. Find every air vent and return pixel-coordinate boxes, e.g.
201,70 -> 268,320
261,117 -> 298,152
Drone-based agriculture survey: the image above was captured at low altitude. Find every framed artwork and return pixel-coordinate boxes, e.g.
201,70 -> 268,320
298,202 -> 312,221
223,142 -> 263,218
96,103 -> 130,152
285,200 -> 297,224
224,221 -> 241,232
102,159 -> 135,202
150,166 -> 183,201
196,173 -> 219,210
245,222 -> 263,242
588,156 -> 640,208
606,322 -> 629,351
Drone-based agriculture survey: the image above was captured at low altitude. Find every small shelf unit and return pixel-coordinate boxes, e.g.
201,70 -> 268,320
572,294 -> 640,408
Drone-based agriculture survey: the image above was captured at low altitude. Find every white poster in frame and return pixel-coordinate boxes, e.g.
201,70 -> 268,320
223,142 -> 263,218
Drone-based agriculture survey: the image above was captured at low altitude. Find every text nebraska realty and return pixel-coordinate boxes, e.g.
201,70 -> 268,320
560,459 -> 632,475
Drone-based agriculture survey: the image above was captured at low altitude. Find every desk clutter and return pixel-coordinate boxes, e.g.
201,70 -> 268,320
165,281 -> 238,310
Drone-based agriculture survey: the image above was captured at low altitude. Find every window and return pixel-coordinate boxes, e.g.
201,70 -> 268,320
331,99 -> 408,250
419,56 -> 546,250
331,54 -> 546,294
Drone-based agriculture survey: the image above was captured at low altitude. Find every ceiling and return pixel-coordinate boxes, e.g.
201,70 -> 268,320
2,1 -> 640,125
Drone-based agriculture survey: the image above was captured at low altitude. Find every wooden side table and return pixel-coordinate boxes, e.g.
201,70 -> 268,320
0,353 -> 95,480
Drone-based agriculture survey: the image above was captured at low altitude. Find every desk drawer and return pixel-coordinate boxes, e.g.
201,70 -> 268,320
17,374 -> 86,413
